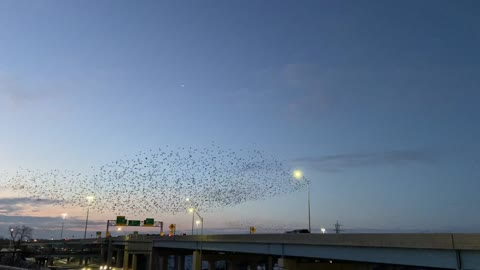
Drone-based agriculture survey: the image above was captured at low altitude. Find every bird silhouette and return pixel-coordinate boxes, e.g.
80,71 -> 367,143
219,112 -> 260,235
0,144 -> 305,215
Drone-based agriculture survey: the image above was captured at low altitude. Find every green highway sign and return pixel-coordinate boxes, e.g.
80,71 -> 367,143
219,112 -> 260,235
116,216 -> 127,226
128,220 -> 141,226
144,218 -> 154,226
111,216 -> 162,227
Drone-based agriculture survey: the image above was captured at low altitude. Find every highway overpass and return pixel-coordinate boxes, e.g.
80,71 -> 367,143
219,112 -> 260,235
152,233 -> 480,270
20,233 -> 480,270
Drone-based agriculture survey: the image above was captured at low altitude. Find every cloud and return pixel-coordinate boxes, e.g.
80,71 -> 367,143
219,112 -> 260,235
0,72 -> 58,107
223,63 -> 329,117
293,149 -> 436,172
0,197 -> 62,205
0,197 -> 64,215
0,214 -> 106,239
0,214 -> 104,226
254,63 -> 324,95
253,63 -> 329,118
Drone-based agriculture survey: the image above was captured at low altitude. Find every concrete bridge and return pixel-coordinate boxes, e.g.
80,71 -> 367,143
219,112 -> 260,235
151,233 -> 480,270
21,233 -> 480,270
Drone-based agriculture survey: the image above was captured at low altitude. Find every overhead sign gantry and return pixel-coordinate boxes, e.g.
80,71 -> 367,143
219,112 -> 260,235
105,216 -> 164,237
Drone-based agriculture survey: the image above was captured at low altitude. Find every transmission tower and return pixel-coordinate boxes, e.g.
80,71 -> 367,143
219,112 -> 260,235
334,220 -> 343,234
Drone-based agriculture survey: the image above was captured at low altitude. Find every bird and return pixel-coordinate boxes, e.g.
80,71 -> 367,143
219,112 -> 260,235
1,143 -> 306,216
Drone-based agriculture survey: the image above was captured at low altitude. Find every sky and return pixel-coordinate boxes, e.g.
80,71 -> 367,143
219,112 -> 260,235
1,0 -> 480,239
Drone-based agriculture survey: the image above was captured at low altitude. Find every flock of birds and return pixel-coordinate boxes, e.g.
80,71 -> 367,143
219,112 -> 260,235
0,144 -> 305,215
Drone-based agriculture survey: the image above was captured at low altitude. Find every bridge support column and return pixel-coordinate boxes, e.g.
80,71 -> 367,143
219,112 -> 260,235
116,249 -> 123,268
192,251 -> 201,270
267,256 -> 273,270
150,248 -> 164,270
226,260 -> 239,270
175,255 -> 185,270
278,258 -> 297,270
123,251 -> 130,269
161,255 -> 169,270
208,259 -> 215,270
106,238 -> 113,267
132,254 -> 138,270
101,244 -> 106,264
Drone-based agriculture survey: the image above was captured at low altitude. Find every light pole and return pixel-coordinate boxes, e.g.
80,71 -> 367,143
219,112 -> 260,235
9,228 -> 14,249
195,220 -> 200,235
60,213 -> 67,239
188,207 -> 204,268
84,196 -> 95,239
293,170 -> 311,233
186,198 -> 197,235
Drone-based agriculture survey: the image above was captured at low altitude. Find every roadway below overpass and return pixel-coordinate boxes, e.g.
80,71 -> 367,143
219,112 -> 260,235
152,233 -> 480,270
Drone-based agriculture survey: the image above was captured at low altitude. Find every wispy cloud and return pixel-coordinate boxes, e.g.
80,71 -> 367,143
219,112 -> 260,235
255,63 -> 329,118
0,214 -> 104,226
227,63 -> 328,116
0,72 -> 58,107
0,214 -> 106,239
0,197 -> 64,214
0,197 -> 62,205
293,149 -> 436,172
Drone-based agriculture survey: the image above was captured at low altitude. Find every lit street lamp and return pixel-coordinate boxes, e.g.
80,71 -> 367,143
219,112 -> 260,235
195,220 -> 201,235
84,196 -> 95,239
293,170 -> 311,233
60,213 -> 67,239
186,198 -> 199,235
186,203 -> 204,269
187,208 -> 204,237
9,228 -> 14,249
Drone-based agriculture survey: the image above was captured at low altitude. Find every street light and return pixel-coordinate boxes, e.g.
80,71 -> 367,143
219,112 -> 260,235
60,213 -> 67,239
9,228 -> 14,249
293,170 -> 311,233
186,198 -> 199,235
195,220 -> 201,235
186,206 -> 204,269
321,228 -> 326,234
84,196 -> 95,239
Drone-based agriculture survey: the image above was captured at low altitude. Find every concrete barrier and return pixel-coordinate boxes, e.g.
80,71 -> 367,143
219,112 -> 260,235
156,233 -> 480,250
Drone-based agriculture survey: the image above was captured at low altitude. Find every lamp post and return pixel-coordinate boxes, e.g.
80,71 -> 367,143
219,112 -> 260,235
9,228 -> 14,249
195,220 -> 200,235
186,198 -> 197,235
84,196 -> 95,239
293,170 -> 311,233
187,207 -> 204,269
60,213 -> 67,239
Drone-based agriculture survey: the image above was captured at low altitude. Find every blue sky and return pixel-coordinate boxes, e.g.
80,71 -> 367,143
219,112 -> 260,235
1,0 -> 480,238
